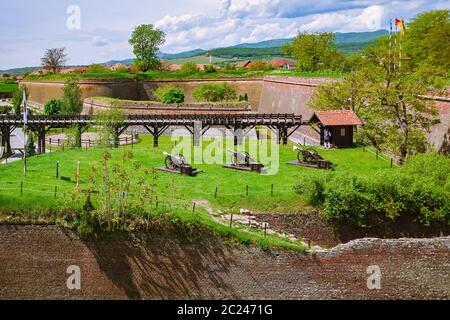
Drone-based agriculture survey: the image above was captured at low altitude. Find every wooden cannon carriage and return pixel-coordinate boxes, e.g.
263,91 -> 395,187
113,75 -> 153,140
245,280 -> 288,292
223,150 -> 265,173
288,145 -> 335,169
157,152 -> 202,176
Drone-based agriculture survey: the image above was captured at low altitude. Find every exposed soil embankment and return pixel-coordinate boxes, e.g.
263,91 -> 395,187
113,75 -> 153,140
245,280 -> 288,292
0,225 -> 448,299
255,211 -> 450,248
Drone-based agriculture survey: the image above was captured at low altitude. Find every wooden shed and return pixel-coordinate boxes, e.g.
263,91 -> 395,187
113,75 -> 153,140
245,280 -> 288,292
309,110 -> 363,148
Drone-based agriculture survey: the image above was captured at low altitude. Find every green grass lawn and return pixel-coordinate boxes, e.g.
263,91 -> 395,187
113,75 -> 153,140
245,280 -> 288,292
0,135 -> 392,212
0,83 -> 18,93
0,135 -> 394,250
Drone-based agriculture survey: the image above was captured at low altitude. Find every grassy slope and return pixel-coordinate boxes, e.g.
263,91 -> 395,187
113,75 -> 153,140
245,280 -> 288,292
0,83 -> 18,93
0,136 -> 393,251
0,136 -> 392,213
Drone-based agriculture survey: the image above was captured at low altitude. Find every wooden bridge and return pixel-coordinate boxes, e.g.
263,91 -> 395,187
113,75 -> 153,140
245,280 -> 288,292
0,113 -> 307,154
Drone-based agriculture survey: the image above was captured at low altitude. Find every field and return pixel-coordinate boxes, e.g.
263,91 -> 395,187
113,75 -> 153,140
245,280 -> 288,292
0,135 -> 394,250
0,135 -> 392,212
0,83 -> 18,93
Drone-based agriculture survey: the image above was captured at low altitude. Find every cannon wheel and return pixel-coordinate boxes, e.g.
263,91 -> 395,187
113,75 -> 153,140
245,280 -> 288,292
165,156 -> 176,170
297,148 -> 318,162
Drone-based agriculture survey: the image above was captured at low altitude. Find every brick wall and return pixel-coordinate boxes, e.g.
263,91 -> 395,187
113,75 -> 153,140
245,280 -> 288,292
0,225 -> 448,300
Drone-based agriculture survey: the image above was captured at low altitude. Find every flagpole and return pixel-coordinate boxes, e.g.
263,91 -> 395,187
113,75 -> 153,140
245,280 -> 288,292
23,89 -> 27,177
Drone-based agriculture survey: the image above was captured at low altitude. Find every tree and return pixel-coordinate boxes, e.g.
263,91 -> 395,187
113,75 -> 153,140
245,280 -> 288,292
129,24 -> 165,72
154,85 -> 185,104
87,64 -> 110,73
12,85 -> 29,116
310,38 -> 447,162
404,10 -> 450,69
283,32 -> 337,72
44,99 -> 63,115
41,48 -> 67,74
61,78 -> 83,115
193,83 -> 237,102
181,62 -> 199,73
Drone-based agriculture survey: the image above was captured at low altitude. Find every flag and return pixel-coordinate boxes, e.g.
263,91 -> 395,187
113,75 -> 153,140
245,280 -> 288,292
22,89 -> 28,125
395,18 -> 406,35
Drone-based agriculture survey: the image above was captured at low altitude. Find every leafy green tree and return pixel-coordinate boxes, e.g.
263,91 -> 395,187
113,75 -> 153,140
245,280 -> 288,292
61,78 -> 83,115
204,65 -> 217,73
181,62 -> 199,73
25,131 -> 35,156
247,60 -> 273,71
12,85 -> 29,116
404,10 -> 450,69
310,39 -> 447,162
129,24 -> 165,72
283,32 -> 337,72
93,107 -> 126,147
87,64 -> 110,73
193,83 -> 237,102
154,85 -> 185,104
44,99 -> 62,115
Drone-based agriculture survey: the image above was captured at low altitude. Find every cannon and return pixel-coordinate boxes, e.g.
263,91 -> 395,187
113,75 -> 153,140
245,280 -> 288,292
158,152 -> 202,176
223,150 -> 265,173
288,145 -> 335,169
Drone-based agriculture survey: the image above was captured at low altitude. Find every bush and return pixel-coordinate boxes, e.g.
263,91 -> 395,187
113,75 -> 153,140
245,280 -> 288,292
295,153 -> 450,227
87,64 -> 110,73
204,65 -> 217,73
0,105 -> 12,114
154,85 -> 185,104
181,62 -> 199,73
44,99 -> 62,115
248,60 -> 273,71
192,83 -> 237,102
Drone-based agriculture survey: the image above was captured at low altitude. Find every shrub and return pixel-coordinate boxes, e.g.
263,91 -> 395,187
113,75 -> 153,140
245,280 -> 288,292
181,62 -> 199,73
248,60 -> 273,71
154,85 -> 185,104
192,83 -> 237,102
294,153 -> 450,227
87,64 -> 110,73
61,78 -> 83,115
0,105 -> 11,114
44,99 -> 62,115
204,65 -> 217,73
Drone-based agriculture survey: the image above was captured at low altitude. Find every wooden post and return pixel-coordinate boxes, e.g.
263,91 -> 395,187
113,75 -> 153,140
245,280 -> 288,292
214,187 -> 218,198
20,181 -> 23,196
54,186 -> 57,198
246,185 -> 249,196
156,195 -> 158,208
76,161 -> 80,188
229,213 -> 233,228
56,161 -> 59,179
271,184 -> 274,197
192,202 -> 196,213
390,158 -> 393,168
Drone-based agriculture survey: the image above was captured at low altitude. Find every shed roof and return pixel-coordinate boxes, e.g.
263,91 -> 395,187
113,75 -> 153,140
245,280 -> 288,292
312,110 -> 363,126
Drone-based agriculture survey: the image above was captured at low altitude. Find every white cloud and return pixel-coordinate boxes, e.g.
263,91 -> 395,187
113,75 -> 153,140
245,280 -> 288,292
1,0 -> 450,69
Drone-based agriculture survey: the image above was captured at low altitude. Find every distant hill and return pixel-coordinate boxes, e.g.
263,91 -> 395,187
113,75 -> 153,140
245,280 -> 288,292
1,30 -> 389,74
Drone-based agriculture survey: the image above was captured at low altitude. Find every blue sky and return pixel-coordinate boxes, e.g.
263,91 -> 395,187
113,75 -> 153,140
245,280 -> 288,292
0,0 -> 449,69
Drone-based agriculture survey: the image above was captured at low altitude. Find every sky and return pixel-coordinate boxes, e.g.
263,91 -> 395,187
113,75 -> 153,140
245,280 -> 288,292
0,0 -> 449,69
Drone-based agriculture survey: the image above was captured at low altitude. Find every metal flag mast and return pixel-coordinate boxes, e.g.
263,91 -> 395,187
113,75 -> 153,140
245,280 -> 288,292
23,88 -> 27,177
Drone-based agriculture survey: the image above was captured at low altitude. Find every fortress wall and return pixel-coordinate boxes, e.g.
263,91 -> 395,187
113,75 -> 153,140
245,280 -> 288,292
139,79 -> 263,106
21,79 -> 263,109
258,76 -> 337,119
82,98 -> 251,115
0,225 -> 448,300
21,79 -> 139,105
